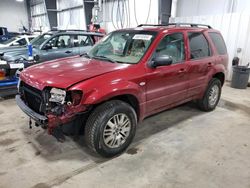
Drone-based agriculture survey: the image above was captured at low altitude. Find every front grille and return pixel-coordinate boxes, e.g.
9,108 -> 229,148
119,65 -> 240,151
20,82 -> 44,114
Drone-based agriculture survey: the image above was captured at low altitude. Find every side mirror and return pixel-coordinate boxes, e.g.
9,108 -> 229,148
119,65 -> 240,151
42,44 -> 52,50
151,55 -> 173,68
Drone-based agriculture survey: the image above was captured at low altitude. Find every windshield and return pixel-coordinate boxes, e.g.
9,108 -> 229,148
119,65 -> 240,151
30,34 -> 52,46
1,37 -> 19,45
88,30 -> 157,64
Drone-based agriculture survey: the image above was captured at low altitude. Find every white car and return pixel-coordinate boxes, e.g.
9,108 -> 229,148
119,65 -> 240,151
0,35 -> 37,48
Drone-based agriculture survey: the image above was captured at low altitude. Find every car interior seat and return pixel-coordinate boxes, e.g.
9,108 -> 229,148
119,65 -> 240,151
59,39 -> 65,48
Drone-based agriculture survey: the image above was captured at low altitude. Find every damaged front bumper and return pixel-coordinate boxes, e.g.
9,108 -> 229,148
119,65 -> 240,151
16,94 -> 47,124
16,94 -> 88,138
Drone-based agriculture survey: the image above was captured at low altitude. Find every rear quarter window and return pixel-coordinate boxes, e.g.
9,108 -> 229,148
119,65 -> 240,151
208,32 -> 227,55
188,32 -> 211,59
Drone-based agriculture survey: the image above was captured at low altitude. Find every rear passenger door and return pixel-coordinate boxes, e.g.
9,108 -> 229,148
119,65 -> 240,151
72,34 -> 94,55
186,32 -> 215,98
208,32 -> 228,67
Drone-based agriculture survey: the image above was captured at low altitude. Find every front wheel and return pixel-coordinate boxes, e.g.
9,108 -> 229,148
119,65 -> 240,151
84,100 -> 137,157
197,78 -> 222,111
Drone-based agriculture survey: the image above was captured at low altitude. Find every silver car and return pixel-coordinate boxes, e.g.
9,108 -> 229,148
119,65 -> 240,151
0,30 -> 104,69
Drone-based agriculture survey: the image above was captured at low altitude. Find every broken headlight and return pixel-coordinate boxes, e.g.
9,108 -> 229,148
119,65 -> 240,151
70,90 -> 83,105
49,88 -> 66,104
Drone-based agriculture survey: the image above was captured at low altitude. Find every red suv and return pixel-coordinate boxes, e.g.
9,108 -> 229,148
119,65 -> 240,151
16,23 -> 228,157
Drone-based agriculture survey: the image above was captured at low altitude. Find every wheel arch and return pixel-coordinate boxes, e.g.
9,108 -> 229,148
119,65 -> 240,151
91,94 -> 141,122
212,72 -> 225,86
108,94 -> 140,121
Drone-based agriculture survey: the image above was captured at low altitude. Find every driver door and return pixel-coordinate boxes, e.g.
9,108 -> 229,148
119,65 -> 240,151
145,32 -> 189,115
39,34 -> 73,62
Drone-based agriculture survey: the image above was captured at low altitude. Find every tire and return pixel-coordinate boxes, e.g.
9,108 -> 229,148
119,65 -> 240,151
197,78 -> 222,112
84,100 -> 137,157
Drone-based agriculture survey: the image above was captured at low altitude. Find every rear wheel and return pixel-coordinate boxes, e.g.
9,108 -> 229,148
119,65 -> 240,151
84,100 -> 137,157
197,78 -> 222,111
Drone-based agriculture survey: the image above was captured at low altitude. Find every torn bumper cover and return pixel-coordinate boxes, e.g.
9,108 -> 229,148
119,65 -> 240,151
16,94 -> 47,123
16,94 -> 87,134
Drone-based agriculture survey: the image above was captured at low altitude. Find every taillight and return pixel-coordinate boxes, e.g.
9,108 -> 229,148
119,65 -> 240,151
71,90 -> 83,105
0,69 -> 6,80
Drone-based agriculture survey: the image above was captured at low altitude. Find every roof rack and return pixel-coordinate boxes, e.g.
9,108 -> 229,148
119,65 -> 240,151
57,29 -> 88,32
137,23 -> 212,29
46,29 -> 104,36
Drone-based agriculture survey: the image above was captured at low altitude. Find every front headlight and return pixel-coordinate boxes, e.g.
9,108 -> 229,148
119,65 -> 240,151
49,88 -> 66,104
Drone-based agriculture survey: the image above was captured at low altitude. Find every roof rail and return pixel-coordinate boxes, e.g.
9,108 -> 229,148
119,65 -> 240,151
57,29 -> 88,32
137,24 -> 168,27
137,23 -> 212,29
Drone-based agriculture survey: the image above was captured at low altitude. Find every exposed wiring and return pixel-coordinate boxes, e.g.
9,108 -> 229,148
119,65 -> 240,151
145,0 -> 152,24
111,0 -> 117,30
111,0 -> 133,29
133,0 -> 139,25
124,0 -> 129,28
120,0 -> 125,28
134,0 -> 152,25
117,0 -> 122,28
127,0 -> 131,27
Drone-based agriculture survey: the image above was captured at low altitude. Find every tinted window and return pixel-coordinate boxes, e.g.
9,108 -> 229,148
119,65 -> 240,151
155,33 -> 185,64
31,34 -> 52,46
73,35 -> 93,47
0,29 -> 3,35
188,32 -> 210,59
208,32 -> 227,55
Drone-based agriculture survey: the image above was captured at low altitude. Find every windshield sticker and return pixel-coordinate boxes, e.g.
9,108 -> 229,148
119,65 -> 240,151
133,34 -> 152,40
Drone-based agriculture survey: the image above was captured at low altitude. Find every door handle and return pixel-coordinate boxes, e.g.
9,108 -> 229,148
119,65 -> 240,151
207,62 -> 212,67
178,68 -> 186,73
65,50 -> 72,54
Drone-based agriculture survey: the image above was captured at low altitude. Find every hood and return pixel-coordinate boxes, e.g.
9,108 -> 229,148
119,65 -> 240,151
0,46 -> 26,55
0,47 -> 30,62
21,56 -> 130,90
0,46 -> 28,60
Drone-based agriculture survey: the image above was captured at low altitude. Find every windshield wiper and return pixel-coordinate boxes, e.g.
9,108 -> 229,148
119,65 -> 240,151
93,55 -> 117,63
80,52 -> 91,58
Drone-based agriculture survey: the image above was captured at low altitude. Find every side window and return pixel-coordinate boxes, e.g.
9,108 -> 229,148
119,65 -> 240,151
28,37 -> 34,42
188,32 -> 210,59
73,35 -> 93,47
0,29 -> 3,35
46,37 -> 58,48
46,35 -> 71,49
93,35 -> 103,44
17,38 -> 27,46
208,32 -> 227,55
56,35 -> 71,48
155,33 -> 185,64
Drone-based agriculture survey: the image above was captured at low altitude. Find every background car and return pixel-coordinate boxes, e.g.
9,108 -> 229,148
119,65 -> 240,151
0,30 -> 103,97
0,35 -> 36,48
0,30 -> 104,64
0,27 -> 19,43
